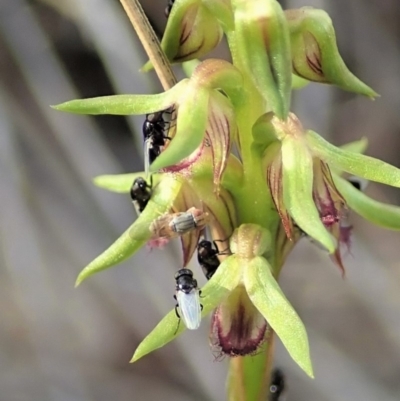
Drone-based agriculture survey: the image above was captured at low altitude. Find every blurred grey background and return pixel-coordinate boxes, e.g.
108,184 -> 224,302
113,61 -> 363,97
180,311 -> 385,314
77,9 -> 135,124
1,0 -> 400,400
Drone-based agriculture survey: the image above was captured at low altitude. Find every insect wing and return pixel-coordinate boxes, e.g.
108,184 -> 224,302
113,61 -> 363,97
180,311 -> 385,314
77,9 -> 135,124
176,289 -> 202,330
143,138 -> 152,177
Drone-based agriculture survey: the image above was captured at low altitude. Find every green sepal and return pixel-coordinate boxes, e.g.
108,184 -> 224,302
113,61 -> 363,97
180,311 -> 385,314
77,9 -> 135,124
75,175 -> 183,286
234,0 -> 292,119
292,74 -> 309,89
244,256 -> 314,377
150,86 -> 209,171
182,59 -> 201,77
330,138 -> 369,176
251,112 -> 279,157
203,0 -> 234,32
340,137 -> 368,154
142,0 -> 223,70
52,81 -> 188,115
281,137 -> 336,252
131,254 -> 241,362
334,175 -> 400,230
192,59 -> 244,104
307,130 -> 400,188
93,173 -> 160,193
285,8 -> 377,98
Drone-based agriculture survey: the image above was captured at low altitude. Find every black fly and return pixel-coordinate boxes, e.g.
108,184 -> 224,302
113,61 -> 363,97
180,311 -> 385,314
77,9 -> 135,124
268,368 -> 286,401
347,175 -> 368,192
197,240 -> 221,280
130,176 -> 152,213
143,109 -> 173,173
174,268 -> 202,331
197,240 -> 230,280
165,0 -> 175,18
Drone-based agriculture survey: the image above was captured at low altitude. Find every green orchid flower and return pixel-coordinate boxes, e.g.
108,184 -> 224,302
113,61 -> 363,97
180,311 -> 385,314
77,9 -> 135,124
52,0 -> 400,394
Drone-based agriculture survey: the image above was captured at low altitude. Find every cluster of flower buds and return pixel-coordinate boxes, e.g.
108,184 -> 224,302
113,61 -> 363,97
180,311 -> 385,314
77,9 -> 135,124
54,0 -> 400,380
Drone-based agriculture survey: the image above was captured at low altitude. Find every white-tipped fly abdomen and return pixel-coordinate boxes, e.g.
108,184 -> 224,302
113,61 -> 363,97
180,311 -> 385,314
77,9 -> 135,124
176,288 -> 202,330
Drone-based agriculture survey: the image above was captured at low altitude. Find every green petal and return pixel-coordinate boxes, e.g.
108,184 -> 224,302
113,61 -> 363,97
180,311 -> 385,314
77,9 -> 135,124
143,0 -> 223,70
52,81 -> 188,115
334,175 -> 400,230
203,0 -> 234,32
150,86 -> 209,171
307,130 -> 400,188
285,8 -> 377,98
251,112 -> 278,156
234,0 -> 292,119
194,59 -> 244,104
244,256 -> 313,377
292,74 -> 309,89
281,137 -> 336,252
75,175 -> 183,286
340,137 -> 368,154
93,172 -> 161,193
330,138 -> 369,176
131,254 -> 241,362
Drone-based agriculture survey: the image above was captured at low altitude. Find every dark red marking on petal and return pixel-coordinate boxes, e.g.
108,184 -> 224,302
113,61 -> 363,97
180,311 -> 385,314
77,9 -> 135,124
175,39 -> 205,62
210,300 -> 268,357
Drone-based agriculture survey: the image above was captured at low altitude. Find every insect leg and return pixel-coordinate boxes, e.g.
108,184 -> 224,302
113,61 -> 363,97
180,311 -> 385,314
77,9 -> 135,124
213,239 -> 231,255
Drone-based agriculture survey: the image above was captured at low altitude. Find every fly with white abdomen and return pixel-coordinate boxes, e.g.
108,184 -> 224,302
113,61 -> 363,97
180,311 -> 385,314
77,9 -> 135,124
174,269 -> 202,332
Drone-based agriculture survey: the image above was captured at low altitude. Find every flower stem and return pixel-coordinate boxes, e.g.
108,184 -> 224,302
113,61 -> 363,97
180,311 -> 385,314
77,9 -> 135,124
119,0 -> 177,90
227,332 -> 275,401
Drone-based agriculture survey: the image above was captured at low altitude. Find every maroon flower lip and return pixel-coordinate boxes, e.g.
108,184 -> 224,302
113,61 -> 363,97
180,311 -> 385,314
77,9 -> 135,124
210,309 -> 268,357
209,287 -> 269,357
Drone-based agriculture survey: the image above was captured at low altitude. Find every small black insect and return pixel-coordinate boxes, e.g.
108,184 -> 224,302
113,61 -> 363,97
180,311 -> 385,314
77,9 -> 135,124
197,240 -> 230,280
143,109 -> 174,172
165,0 -> 175,18
268,368 -> 286,401
174,269 -> 202,331
197,240 -> 221,280
347,175 -> 368,192
130,176 -> 152,213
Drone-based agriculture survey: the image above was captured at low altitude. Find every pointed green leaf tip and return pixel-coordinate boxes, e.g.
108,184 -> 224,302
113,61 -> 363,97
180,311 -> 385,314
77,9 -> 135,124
244,256 -> 314,377
131,255 -> 241,362
281,137 -> 336,252
334,175 -> 400,230
340,137 -> 368,154
52,81 -> 187,115
307,131 -> 400,188
75,176 -> 183,286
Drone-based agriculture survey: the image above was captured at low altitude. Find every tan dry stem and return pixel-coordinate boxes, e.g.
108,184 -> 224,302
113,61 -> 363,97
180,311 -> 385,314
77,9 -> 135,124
119,0 -> 177,90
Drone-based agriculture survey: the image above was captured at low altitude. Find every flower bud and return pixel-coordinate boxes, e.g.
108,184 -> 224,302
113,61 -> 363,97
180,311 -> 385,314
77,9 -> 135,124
147,0 -> 223,68
234,0 -> 292,119
285,7 -> 378,98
